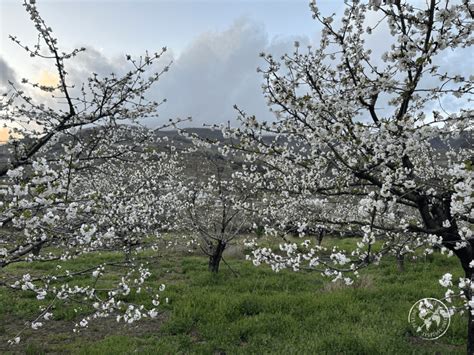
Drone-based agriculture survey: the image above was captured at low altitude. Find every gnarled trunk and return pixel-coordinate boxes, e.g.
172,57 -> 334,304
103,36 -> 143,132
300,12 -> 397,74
442,230 -> 474,354
208,240 -> 226,273
418,193 -> 474,353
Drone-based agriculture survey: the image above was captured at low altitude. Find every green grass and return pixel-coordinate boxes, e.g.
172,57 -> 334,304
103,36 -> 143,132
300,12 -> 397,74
0,238 -> 468,354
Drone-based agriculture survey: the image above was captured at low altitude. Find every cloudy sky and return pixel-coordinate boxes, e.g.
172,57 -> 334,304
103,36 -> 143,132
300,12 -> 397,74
0,0 -> 471,130
0,0 -> 344,128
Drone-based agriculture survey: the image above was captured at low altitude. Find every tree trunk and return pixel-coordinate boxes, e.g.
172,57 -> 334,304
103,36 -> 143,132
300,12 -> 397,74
442,233 -> 474,354
31,243 -> 42,256
208,240 -> 226,273
416,193 -> 474,353
317,228 -> 325,246
396,253 -> 404,272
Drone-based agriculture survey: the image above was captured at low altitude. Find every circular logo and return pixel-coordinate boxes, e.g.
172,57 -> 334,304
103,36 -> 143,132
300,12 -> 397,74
408,298 -> 451,340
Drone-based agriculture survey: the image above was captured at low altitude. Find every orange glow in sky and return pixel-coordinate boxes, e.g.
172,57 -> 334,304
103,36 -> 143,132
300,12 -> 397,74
37,70 -> 59,87
0,128 -> 10,143
0,127 -> 22,144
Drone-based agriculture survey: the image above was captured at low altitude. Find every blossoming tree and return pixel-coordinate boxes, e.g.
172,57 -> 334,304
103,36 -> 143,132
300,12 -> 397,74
222,0 -> 473,350
174,147 -> 256,273
0,0 -> 182,343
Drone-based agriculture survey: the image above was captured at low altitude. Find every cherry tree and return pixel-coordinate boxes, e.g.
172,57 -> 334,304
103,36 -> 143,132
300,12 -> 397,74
222,0 -> 473,349
0,0 -> 182,343
174,147 -> 256,273
256,193 -> 339,246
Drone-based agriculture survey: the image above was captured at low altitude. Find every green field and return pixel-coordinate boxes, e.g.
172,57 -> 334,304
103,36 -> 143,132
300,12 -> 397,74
0,237 -> 468,354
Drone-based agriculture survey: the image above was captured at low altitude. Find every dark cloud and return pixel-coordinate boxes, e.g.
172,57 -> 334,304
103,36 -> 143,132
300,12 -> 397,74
0,56 -> 17,88
147,18 -> 309,128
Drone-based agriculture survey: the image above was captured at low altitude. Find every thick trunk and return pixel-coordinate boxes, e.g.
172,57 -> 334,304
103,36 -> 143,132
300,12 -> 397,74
208,240 -> 226,273
418,194 -> 472,273
417,193 -> 473,352
440,229 -> 473,354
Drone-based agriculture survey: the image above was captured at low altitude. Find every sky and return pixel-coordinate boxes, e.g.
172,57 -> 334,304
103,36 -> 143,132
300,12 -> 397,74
0,0 -> 344,129
0,0 -> 472,132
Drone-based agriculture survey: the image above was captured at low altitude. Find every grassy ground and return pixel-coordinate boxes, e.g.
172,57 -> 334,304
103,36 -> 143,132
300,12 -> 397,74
0,237 -> 468,354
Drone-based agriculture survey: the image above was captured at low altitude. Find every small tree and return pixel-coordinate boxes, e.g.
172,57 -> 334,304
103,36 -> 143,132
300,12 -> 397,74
0,0 -> 182,343
224,0 -> 473,350
258,194 -> 331,245
176,150 -> 256,273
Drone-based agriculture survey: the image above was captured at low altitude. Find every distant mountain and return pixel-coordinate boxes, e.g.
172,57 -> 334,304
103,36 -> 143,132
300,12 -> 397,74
156,127 -> 226,141
0,127 -> 471,172
429,131 -> 473,150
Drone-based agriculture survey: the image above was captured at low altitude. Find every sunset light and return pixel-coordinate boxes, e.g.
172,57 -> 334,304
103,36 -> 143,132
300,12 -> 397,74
0,127 -> 9,143
37,70 -> 59,88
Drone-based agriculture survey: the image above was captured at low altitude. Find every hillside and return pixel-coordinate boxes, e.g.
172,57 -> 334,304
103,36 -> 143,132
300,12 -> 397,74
0,128 -> 471,173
